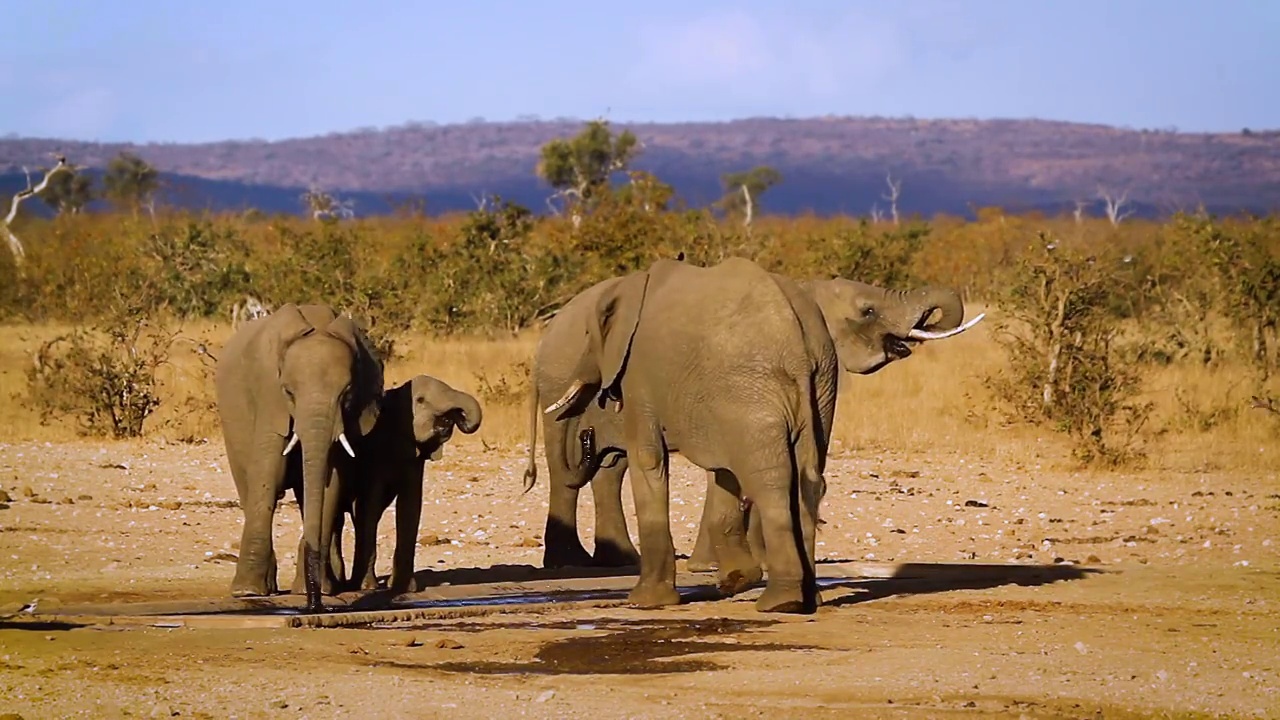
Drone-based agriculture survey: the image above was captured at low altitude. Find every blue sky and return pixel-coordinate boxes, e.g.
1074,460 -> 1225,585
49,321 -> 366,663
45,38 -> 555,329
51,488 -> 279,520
1,0 -> 1276,143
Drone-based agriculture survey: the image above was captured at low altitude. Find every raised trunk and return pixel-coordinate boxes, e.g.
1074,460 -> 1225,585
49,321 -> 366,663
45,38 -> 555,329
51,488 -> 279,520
299,405 -> 338,613
448,389 -> 484,434
910,286 -> 966,333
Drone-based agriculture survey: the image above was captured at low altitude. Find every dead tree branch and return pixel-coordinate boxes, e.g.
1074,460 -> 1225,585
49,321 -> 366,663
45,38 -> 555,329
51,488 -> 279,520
882,173 -> 901,226
1098,186 -> 1135,227
4,155 -> 70,269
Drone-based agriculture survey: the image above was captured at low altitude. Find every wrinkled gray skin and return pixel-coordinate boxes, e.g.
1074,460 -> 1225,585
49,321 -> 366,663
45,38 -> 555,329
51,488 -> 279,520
531,257 -> 839,613
524,273 -> 975,572
215,303 -> 384,613
337,375 -> 482,594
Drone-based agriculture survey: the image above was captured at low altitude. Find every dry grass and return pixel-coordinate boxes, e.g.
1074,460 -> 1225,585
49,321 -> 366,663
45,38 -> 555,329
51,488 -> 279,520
2,308 -> 1275,474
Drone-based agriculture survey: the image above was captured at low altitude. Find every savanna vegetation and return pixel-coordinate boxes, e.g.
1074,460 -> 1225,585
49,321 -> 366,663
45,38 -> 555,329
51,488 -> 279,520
1,121 -> 1277,472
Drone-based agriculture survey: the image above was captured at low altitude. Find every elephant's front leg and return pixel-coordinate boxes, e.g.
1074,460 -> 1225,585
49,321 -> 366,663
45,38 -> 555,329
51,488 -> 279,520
625,410 -> 680,608
230,448 -> 286,597
541,423 -> 594,568
388,463 -> 425,594
350,493 -> 382,591
589,458 -> 639,567
706,469 -> 764,596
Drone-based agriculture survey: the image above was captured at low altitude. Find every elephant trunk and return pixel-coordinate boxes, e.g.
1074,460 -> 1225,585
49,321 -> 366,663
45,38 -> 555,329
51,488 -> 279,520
299,402 -> 340,613
448,389 -> 483,434
903,286 -> 984,342
910,286 -> 965,333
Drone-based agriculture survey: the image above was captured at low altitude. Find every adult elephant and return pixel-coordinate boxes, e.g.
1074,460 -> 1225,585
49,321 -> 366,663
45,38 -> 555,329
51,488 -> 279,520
534,256 -> 839,613
215,303 -> 384,613
523,272 -> 983,571
339,374 -> 483,594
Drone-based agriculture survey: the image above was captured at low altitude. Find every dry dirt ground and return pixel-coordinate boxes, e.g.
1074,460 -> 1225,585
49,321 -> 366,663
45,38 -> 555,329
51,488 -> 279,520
0,437 -> 1277,719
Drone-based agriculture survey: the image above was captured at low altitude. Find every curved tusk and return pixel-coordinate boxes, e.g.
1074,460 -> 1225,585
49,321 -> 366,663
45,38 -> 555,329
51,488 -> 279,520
543,379 -> 585,415
337,432 -> 356,458
281,433 -> 299,456
906,312 -> 986,342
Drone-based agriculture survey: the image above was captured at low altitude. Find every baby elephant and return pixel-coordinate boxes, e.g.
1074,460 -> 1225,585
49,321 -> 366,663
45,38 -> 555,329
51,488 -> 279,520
342,374 -> 483,594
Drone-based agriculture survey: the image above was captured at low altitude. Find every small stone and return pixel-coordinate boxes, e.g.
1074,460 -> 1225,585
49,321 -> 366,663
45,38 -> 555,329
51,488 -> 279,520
0,713 -> 26,720
20,486 -> 34,497
534,690 -> 556,703
159,501 -> 182,510
77,494 -> 93,501
1074,641 -> 1088,655
418,534 -> 450,546
434,638 -> 463,649
405,637 -> 422,647
270,698 -> 288,709
1086,555 -> 1102,564
516,536 -> 541,548
0,490 -> 11,502
31,496 -> 52,504
0,503 -> 9,510
59,497 -> 75,505
964,500 -> 989,508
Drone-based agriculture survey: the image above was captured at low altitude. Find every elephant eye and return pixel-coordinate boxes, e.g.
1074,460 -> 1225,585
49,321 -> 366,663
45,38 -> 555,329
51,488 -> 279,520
860,306 -> 876,319
415,396 -> 426,405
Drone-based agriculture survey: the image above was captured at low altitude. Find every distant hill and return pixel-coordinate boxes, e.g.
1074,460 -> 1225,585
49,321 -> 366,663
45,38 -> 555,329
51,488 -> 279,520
3,117 -> 1279,219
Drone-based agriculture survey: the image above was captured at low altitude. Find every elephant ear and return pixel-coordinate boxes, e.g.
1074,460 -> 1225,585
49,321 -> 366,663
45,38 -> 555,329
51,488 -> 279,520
324,314 -> 385,436
587,270 -> 650,398
261,304 -> 318,437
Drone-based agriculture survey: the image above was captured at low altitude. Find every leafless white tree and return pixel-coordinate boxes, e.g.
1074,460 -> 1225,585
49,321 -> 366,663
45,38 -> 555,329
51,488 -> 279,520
4,155 -> 71,270
1073,199 -> 1088,225
869,203 -> 884,223
301,187 -> 354,221
1097,186 -> 1135,227
882,173 -> 902,226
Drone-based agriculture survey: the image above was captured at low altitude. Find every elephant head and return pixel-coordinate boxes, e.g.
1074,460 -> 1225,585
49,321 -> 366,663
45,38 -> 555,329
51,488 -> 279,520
543,270 -> 652,417
801,278 -> 983,375
268,304 -> 384,611
381,375 -> 484,460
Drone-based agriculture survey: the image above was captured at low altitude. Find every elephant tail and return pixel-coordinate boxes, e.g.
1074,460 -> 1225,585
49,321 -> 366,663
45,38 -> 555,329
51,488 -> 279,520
521,375 -> 539,494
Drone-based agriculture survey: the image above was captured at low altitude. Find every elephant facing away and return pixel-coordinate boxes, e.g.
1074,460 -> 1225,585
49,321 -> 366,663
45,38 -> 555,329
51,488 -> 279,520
339,375 -> 482,594
524,272 -> 983,572
538,256 -> 839,613
215,303 -> 384,613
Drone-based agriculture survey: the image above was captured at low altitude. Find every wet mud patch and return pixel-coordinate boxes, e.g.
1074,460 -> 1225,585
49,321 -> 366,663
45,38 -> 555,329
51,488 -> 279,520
383,618 -> 810,675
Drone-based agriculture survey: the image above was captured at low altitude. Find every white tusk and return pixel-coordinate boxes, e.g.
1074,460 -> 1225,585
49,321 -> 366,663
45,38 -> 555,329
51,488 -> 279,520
543,379 -> 585,415
906,312 -> 986,342
281,433 -> 299,456
338,432 -> 355,457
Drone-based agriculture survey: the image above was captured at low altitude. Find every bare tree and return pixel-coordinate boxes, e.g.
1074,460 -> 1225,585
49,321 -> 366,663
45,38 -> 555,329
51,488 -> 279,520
882,173 -> 902,226
1073,199 -> 1088,225
4,155 -> 71,270
301,187 -> 354,221
1097,186 -> 1135,227
869,203 -> 884,223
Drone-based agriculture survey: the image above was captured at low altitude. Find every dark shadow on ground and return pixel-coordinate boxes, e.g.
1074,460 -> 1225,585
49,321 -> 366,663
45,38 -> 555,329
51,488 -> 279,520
0,619 -> 88,631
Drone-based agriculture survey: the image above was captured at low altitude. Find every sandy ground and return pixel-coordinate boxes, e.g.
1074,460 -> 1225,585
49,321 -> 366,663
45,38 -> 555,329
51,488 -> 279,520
0,437 -> 1277,719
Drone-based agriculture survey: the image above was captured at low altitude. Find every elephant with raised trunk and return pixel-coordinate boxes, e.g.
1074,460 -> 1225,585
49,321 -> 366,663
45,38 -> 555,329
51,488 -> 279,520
524,272 -> 983,572
215,303 -> 384,613
338,374 -> 483,594
533,256 -> 839,613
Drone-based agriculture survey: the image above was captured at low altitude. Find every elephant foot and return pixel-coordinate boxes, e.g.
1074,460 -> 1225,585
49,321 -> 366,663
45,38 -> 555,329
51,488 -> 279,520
686,556 -> 719,573
627,582 -> 682,609
230,572 -> 277,598
716,565 -> 763,597
755,583 -> 816,614
591,540 -> 641,568
359,574 -> 381,592
290,574 -> 338,596
388,573 -> 416,594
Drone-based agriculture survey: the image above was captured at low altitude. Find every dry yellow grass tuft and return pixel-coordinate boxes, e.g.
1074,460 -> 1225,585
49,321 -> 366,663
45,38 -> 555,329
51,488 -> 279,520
1,308 -> 1274,474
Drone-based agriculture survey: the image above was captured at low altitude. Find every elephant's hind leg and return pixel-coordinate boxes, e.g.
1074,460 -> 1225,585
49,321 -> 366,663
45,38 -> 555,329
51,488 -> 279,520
706,469 -> 764,596
731,445 -> 815,614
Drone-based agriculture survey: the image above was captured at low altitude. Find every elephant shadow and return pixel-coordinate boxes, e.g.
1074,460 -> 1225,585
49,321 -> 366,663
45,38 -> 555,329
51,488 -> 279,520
343,560 -> 1102,612
812,560 -> 1104,608
344,563 -> 645,611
